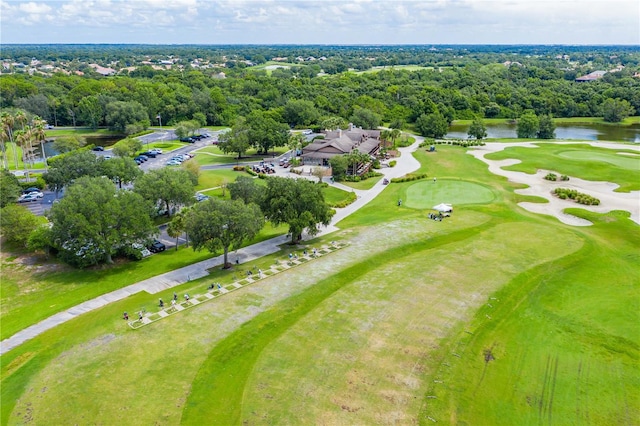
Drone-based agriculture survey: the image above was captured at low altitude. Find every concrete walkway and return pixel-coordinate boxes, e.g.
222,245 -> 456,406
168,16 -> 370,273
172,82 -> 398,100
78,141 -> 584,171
0,136 -> 424,355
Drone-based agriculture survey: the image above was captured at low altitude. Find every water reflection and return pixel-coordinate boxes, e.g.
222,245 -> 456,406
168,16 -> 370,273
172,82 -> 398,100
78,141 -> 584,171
447,123 -> 640,143
33,135 -> 124,161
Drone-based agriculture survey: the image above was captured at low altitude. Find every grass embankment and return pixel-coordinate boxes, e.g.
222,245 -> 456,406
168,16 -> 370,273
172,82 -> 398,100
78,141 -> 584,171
485,143 -> 640,192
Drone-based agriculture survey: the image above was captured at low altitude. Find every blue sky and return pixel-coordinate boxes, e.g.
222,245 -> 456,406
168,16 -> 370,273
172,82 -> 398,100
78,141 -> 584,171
1,0 -> 638,45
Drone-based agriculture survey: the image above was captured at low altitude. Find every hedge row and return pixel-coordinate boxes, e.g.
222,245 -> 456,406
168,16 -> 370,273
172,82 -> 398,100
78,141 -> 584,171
391,173 -> 429,183
553,188 -> 600,205
426,139 -> 486,147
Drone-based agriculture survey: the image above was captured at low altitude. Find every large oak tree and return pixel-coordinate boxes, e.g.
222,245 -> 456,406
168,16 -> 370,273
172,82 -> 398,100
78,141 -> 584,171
186,198 -> 264,268
259,177 -> 333,244
48,176 -> 156,267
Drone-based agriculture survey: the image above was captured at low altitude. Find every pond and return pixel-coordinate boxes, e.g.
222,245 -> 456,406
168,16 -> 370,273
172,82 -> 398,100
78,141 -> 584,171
446,122 -> 640,143
36,135 -> 125,160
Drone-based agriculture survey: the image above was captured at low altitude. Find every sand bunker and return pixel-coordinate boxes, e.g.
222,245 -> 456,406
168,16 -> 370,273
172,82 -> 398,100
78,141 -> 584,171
468,141 -> 640,226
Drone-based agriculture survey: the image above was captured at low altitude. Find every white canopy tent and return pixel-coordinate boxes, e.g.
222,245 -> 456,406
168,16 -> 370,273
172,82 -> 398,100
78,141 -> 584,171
432,203 -> 453,212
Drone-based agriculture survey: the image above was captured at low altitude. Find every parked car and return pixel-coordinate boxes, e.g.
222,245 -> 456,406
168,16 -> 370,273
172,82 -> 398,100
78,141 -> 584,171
149,148 -> 163,154
141,151 -> 157,158
22,187 -> 41,194
148,240 -> 166,253
166,160 -> 181,166
180,137 -> 195,143
18,192 -> 43,202
194,193 -> 210,202
302,129 -> 313,135
134,156 -> 147,163
92,146 -> 104,151
45,124 -> 55,130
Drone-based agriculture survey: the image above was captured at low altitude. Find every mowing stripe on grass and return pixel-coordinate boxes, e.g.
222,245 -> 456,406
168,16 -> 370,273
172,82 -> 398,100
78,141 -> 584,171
180,222 -> 499,424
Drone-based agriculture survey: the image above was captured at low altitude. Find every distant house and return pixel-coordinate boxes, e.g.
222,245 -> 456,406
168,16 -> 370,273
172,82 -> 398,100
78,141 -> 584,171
302,124 -> 381,174
575,70 -> 606,82
88,64 -> 116,76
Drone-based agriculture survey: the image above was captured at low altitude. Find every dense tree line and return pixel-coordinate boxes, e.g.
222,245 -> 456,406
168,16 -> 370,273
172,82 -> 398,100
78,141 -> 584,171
1,46 -> 638,134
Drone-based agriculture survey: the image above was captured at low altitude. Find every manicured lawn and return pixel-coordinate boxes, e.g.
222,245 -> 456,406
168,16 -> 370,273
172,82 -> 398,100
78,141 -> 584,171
193,151 -> 240,166
1,141 -> 638,425
404,179 -> 495,209
339,175 -> 383,190
196,168 -> 251,190
485,143 -> 640,191
202,126 -> 231,131
44,127 -> 120,138
321,185 -> 354,206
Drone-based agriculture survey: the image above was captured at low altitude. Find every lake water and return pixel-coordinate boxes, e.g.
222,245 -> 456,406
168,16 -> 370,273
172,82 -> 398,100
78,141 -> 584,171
37,135 -> 124,159
447,122 -> 640,143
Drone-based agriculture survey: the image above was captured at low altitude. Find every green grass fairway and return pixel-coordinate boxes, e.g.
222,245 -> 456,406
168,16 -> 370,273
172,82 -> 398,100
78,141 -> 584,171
1,144 -> 638,425
195,169 -> 250,191
486,143 -> 640,192
557,149 -> 640,170
404,179 -> 495,209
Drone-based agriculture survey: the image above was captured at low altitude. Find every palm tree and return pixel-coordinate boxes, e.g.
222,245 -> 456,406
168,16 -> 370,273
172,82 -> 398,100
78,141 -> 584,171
1,112 -> 16,170
380,129 -> 391,148
15,128 -> 32,181
389,128 -> 401,147
30,117 -> 47,168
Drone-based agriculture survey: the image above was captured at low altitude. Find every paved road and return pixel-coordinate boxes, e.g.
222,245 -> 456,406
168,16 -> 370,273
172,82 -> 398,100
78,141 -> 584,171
0,135 -> 424,355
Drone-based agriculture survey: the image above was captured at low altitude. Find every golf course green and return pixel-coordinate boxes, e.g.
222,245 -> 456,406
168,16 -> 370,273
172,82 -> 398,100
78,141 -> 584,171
1,142 -> 638,425
404,179 -> 495,209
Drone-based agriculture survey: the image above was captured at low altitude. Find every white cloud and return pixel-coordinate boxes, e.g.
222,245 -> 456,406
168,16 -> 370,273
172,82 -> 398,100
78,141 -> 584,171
0,0 -> 637,44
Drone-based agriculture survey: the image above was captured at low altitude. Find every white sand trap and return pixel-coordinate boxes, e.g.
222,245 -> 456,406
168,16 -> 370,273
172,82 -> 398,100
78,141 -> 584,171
468,141 -> 640,226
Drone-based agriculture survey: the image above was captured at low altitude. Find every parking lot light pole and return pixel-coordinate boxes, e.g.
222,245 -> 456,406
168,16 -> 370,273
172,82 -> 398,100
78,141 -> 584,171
157,114 -> 162,129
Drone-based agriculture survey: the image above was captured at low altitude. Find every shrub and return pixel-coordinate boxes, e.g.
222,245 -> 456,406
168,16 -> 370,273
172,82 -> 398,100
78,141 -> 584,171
233,165 -> 245,171
553,188 -> 599,205
560,175 -> 570,181
21,178 -> 45,191
245,166 -> 258,176
390,173 -> 429,183
544,173 -> 558,181
389,160 -> 397,167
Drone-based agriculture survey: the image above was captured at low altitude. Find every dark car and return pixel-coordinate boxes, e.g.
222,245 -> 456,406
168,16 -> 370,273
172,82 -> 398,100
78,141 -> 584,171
22,187 -> 41,194
92,146 -> 104,151
141,151 -> 157,158
180,137 -> 195,143
134,156 -> 147,163
148,240 -> 166,253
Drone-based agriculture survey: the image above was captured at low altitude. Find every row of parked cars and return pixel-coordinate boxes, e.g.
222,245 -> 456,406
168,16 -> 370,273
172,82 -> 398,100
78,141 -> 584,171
134,148 -> 163,164
166,152 -> 194,166
179,133 -> 210,143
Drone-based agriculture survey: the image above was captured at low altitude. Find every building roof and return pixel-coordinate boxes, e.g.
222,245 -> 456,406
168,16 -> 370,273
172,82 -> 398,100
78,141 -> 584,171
575,70 -> 607,82
302,125 -> 381,160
